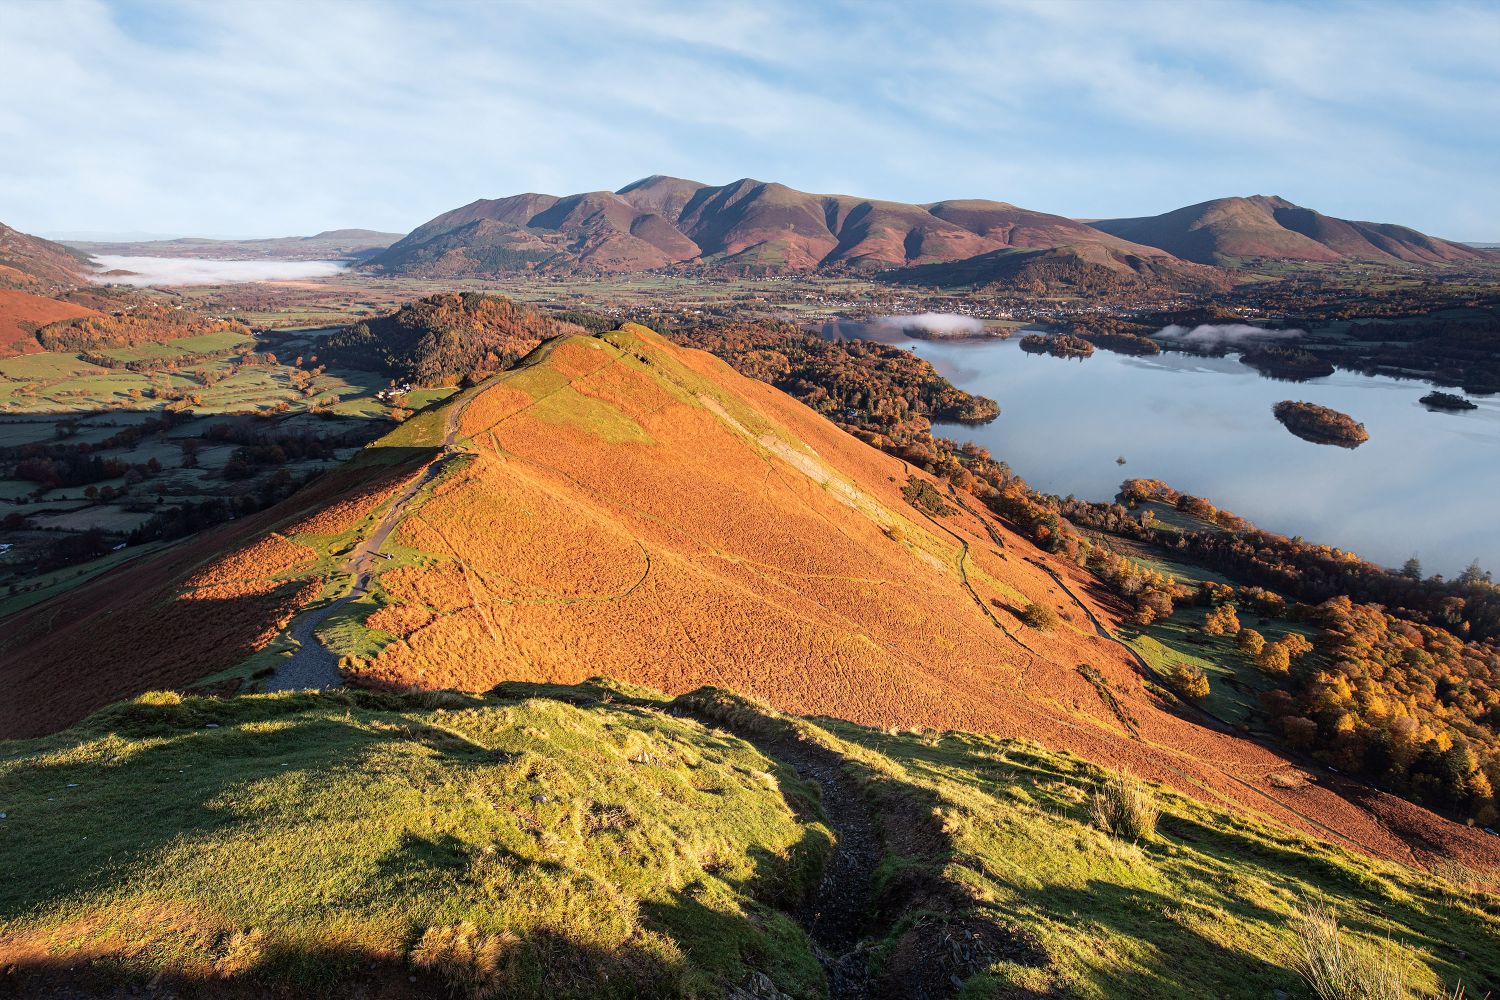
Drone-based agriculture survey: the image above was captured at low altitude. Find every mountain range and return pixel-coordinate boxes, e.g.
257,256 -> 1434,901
366,177 -> 1490,285
366,175 -> 1219,287
63,228 -> 403,262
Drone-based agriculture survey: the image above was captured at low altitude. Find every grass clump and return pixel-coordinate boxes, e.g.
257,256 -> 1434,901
410,922 -> 521,999
1089,767 -> 1160,840
1289,903 -> 1410,1000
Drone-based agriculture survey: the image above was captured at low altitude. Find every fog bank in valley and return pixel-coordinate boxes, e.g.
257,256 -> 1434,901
1154,323 -> 1304,349
874,313 -> 986,336
90,256 -> 348,286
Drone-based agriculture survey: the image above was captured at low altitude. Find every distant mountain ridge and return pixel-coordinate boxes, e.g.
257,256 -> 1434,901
367,175 -> 1211,285
65,229 -> 403,262
1087,195 -> 1488,266
371,179 -> 1485,287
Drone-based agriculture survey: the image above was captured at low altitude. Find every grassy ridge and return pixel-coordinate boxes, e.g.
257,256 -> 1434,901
2,683 -> 1495,998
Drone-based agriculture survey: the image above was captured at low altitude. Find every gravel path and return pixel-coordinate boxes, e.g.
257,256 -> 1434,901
259,596 -> 351,692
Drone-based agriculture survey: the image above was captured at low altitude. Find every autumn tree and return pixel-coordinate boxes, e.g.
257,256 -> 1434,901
1203,604 -> 1241,636
1256,642 -> 1292,676
1166,663 -> 1210,701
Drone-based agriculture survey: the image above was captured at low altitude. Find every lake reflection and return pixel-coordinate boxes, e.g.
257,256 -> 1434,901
820,322 -> 1500,576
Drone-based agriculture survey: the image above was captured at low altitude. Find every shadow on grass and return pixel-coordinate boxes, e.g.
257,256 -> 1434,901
0,930 -> 690,1000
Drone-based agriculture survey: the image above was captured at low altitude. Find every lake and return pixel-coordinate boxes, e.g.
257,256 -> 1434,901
822,321 -> 1500,577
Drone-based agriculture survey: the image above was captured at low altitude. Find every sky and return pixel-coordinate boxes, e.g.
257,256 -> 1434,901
3,0 -> 1498,241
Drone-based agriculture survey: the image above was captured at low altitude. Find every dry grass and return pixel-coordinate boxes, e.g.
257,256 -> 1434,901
1289,903 -> 1416,1000
1089,768 -> 1160,841
411,922 -> 522,999
183,532 -> 316,589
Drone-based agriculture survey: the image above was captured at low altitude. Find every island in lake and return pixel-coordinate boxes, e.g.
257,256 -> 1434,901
1420,390 -> 1478,411
1020,333 -> 1094,359
1240,344 -> 1336,380
1272,399 -> 1370,448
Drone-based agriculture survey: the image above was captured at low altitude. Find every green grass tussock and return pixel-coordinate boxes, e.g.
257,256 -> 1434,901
1089,768 -> 1161,841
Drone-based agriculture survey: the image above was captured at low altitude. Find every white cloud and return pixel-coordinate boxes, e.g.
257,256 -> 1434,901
1,0 -> 1495,239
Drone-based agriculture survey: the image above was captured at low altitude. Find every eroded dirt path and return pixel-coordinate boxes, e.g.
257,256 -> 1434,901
678,707 -> 881,1000
263,381 -> 487,692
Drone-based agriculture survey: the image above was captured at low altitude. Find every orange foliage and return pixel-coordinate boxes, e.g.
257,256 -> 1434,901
184,533 -> 315,589
284,466 -> 424,536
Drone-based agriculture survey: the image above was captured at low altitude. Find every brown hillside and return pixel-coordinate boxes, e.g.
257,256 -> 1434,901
883,243 -> 1229,293
1089,195 -> 1488,266
0,289 -> 101,356
2,324 -> 1493,869
368,176 -> 1190,281
0,222 -> 91,289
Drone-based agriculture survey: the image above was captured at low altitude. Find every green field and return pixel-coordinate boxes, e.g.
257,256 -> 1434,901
95,329 -> 253,363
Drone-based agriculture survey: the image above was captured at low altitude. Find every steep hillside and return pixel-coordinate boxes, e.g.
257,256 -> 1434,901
0,288 -> 102,356
1089,195 -> 1489,266
1,684 -> 1494,998
367,175 -> 1190,282
0,221 -> 92,288
882,243 -> 1229,293
4,323 -> 1496,874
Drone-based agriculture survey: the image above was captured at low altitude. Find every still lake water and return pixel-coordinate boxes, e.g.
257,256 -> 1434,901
822,322 -> 1500,577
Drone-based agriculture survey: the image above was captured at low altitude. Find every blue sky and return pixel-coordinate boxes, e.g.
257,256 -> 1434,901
3,0 -> 1497,240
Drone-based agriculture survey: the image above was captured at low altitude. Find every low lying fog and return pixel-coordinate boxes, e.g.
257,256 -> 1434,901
1154,322 -> 1304,349
874,313 -> 986,336
90,256 -> 348,286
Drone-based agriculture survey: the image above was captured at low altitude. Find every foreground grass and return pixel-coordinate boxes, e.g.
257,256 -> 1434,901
1,682 -> 1496,998
0,686 -> 828,998
820,721 -> 1500,998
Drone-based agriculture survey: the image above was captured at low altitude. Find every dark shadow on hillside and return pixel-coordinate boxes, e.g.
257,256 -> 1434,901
0,929 -> 690,1000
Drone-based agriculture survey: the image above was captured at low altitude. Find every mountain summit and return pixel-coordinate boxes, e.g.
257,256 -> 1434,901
1087,195 -> 1487,265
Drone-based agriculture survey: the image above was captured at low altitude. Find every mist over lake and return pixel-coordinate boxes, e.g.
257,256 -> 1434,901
89,256 -> 348,286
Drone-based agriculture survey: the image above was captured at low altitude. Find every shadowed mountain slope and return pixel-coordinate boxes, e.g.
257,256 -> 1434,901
3,322 -> 1495,872
1088,195 -> 1489,266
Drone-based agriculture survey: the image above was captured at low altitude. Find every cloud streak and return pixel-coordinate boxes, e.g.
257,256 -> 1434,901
1,0 -> 1496,240
1154,324 -> 1304,350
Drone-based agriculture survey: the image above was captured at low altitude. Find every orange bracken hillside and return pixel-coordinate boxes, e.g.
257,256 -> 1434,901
2,324 -> 1494,870
0,289 -> 101,356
